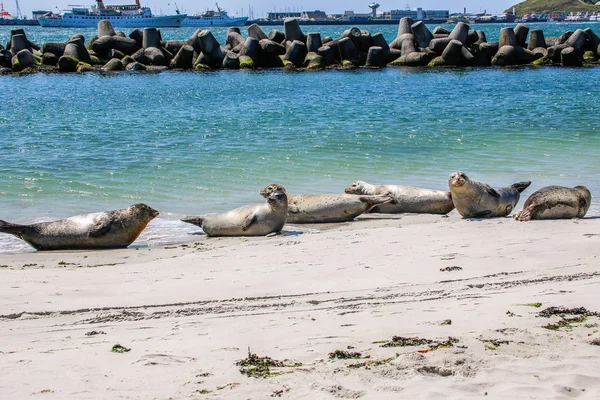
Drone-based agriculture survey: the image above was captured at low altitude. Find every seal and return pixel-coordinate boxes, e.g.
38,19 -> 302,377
181,186 -> 288,237
344,180 -> 455,214
448,171 -> 531,218
259,183 -> 393,223
0,203 -> 159,251
513,185 -> 592,221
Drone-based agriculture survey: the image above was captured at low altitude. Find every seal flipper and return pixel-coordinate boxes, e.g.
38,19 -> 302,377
88,217 -> 114,238
484,184 -> 500,198
511,181 -> 532,193
181,216 -> 204,227
242,213 -> 257,231
360,195 -> 394,212
514,204 -> 535,221
0,220 -> 32,236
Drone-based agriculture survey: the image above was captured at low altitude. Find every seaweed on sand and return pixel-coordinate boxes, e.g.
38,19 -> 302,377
538,306 -> 599,331
380,336 -> 459,350
328,350 -> 363,360
236,350 -> 301,378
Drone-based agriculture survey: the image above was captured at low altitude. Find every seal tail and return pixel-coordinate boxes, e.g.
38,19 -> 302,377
0,220 -> 29,234
181,216 -> 204,227
511,181 -> 532,193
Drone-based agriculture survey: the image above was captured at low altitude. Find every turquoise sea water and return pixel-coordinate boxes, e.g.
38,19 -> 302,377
1,23 -> 599,252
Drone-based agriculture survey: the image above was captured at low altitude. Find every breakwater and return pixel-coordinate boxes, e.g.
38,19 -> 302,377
2,17 -> 600,73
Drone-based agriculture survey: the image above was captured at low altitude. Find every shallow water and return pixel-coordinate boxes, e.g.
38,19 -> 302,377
1,23 -> 599,253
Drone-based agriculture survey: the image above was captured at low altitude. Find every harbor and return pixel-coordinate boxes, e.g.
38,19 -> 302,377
4,1 -> 600,27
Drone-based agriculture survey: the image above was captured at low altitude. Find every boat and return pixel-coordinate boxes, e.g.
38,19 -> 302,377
0,1 -> 11,19
0,1 -> 40,25
470,12 -> 516,24
182,3 -> 247,27
564,12 -> 587,22
37,0 -> 186,28
517,13 -> 548,23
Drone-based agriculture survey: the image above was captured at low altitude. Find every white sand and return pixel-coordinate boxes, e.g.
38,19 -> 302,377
1,214 -> 600,399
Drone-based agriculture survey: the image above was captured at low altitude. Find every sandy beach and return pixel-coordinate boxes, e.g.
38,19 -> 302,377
1,213 -> 600,399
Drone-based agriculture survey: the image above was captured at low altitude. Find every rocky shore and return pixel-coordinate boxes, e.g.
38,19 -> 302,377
2,17 -> 600,74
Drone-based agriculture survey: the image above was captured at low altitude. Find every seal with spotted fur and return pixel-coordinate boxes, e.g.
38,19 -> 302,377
259,183 -> 393,223
448,171 -> 531,218
513,186 -> 591,221
344,180 -> 455,214
181,186 -> 288,236
0,203 -> 159,251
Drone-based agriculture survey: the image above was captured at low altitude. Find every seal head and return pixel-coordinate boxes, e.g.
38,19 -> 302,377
449,171 -> 531,218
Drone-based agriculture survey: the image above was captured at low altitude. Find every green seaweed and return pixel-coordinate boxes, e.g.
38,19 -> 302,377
328,350 -> 363,360
380,336 -> 459,350
515,302 -> 543,308
542,315 -> 588,331
481,339 -> 510,350
538,306 -> 599,331
427,57 -> 447,67
111,344 -> 130,353
347,357 -> 393,369
538,306 -> 599,318
216,383 -> 239,390
236,350 -> 301,378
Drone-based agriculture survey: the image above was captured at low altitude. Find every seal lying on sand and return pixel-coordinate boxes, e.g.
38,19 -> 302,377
448,172 -> 531,218
344,180 -> 455,215
513,186 -> 592,221
0,203 -> 158,251
182,187 -> 288,236
259,183 -> 393,223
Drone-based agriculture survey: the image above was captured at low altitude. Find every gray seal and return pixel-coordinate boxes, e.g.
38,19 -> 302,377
344,180 -> 454,214
513,185 -> 592,221
0,203 -> 159,251
181,186 -> 288,237
259,183 -> 393,223
448,171 -> 531,218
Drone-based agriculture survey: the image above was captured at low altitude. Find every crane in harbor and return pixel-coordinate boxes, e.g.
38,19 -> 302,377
15,0 -> 23,19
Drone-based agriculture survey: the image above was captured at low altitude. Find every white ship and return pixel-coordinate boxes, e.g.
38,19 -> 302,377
182,3 -> 247,27
38,0 -> 186,28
